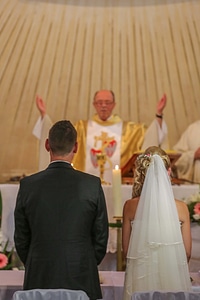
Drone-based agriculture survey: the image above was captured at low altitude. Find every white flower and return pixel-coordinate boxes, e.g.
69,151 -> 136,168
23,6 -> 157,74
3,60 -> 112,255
185,189 -> 200,225
183,198 -> 192,205
191,194 -> 200,203
193,214 -> 200,221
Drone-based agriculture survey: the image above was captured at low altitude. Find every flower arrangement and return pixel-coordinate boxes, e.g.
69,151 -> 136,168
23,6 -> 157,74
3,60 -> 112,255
184,192 -> 200,225
0,240 -> 14,270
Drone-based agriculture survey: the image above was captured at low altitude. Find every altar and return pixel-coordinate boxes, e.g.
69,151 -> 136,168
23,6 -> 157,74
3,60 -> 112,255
0,183 -> 200,272
1,183 -> 199,248
103,184 -> 200,223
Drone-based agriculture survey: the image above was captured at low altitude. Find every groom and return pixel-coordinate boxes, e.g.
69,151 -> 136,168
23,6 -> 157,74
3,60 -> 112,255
14,120 -> 108,300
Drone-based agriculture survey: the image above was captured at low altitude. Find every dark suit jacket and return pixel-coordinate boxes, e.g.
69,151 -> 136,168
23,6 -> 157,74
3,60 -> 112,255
14,162 -> 108,300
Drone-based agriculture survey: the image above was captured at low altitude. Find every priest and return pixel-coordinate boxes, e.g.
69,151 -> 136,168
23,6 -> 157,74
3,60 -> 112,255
173,120 -> 200,183
33,90 -> 168,183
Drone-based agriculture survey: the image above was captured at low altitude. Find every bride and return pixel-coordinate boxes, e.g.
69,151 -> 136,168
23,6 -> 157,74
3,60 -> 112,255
122,146 -> 192,300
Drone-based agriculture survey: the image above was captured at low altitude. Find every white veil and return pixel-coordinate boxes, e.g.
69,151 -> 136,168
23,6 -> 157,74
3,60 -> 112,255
124,154 -> 191,296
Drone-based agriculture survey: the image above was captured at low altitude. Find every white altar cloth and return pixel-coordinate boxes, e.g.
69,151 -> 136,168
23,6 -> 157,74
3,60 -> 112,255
103,184 -> 200,221
0,183 -> 199,254
0,184 -> 19,250
102,184 -> 200,256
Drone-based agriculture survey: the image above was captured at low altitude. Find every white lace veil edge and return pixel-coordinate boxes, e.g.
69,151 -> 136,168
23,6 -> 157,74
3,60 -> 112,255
127,154 -> 185,256
125,155 -> 191,293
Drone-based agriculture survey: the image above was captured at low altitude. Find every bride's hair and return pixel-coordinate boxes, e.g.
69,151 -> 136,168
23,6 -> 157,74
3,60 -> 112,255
132,146 -> 170,198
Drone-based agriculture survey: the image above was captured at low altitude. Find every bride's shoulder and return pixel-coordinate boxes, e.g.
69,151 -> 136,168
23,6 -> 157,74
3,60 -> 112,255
124,197 -> 139,209
175,199 -> 190,221
123,197 -> 139,220
175,199 -> 188,210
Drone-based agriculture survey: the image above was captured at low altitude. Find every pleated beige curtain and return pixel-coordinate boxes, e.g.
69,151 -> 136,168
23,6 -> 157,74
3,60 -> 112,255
0,0 -> 200,181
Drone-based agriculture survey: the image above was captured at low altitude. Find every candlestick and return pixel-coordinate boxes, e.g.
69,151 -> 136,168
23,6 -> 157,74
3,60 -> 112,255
112,165 -> 122,217
113,216 -> 125,271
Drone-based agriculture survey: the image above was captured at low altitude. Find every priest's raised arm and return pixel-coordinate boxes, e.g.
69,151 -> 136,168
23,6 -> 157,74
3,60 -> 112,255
33,90 -> 169,182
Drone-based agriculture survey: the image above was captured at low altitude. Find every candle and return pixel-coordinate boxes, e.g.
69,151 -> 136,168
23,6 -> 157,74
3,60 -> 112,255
112,165 -> 122,217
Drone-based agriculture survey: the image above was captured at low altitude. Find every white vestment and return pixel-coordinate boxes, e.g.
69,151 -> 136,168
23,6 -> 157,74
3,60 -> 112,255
85,120 -> 123,184
173,120 -> 200,183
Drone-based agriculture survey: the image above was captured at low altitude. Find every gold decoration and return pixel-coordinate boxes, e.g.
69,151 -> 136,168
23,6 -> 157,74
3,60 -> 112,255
94,132 -> 113,184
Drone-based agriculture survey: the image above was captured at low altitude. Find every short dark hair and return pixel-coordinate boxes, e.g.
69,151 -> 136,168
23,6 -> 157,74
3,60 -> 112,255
48,120 -> 77,155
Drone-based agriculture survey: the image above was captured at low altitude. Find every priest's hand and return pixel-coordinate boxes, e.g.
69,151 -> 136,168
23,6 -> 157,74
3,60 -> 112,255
156,93 -> 167,115
36,95 -> 46,118
194,147 -> 200,160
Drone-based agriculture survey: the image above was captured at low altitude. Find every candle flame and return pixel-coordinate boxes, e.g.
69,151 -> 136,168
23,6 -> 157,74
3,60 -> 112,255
114,165 -> 119,170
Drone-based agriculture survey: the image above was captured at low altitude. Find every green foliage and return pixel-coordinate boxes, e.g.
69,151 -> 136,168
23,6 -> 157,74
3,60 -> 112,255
187,201 -> 200,225
184,192 -> 200,225
109,222 -> 122,228
0,240 -> 14,270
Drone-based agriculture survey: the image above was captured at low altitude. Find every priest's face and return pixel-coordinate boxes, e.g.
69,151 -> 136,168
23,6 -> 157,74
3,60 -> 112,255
93,90 -> 116,121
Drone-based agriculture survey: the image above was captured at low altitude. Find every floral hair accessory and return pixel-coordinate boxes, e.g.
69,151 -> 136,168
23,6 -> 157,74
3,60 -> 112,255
137,153 -> 152,160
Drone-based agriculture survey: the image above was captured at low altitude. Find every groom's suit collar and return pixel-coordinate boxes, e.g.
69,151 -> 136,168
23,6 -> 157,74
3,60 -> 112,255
47,161 -> 73,169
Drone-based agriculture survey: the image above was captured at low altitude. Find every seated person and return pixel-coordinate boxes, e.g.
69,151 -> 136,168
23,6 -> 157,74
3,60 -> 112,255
173,120 -> 200,183
122,146 -> 191,299
33,90 -> 169,183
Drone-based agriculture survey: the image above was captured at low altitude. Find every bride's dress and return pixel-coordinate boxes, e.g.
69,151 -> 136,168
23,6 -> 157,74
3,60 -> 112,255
123,155 -> 192,300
